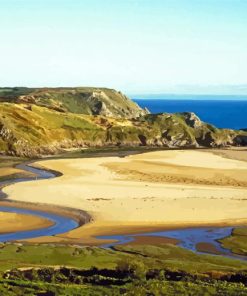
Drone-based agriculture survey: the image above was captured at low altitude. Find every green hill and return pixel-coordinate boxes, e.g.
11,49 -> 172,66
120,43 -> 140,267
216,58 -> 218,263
0,87 -> 148,118
0,95 -> 246,157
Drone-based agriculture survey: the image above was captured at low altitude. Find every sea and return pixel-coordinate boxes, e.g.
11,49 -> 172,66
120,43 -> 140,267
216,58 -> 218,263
132,95 -> 247,130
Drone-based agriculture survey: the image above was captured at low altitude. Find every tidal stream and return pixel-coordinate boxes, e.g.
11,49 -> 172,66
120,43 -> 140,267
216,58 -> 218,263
97,226 -> 247,261
0,163 -> 79,241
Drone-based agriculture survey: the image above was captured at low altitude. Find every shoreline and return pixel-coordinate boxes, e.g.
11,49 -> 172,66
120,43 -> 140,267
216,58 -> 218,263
17,213 -> 247,246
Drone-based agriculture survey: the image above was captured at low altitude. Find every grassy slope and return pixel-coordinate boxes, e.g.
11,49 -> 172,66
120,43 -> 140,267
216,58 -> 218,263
0,87 -> 145,118
0,244 -> 247,295
0,103 -> 106,155
1,103 -> 243,157
0,243 -> 246,273
1,279 -> 246,295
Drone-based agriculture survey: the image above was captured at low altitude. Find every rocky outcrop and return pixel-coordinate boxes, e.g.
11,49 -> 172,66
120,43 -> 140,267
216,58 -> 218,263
0,92 -> 246,157
181,112 -> 203,129
234,134 -> 247,146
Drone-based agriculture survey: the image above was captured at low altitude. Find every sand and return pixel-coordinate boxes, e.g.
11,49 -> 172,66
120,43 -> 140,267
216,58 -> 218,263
207,148 -> 247,162
3,149 -> 247,244
0,167 -> 29,178
0,211 -> 53,233
0,165 -> 36,181
196,242 -> 222,255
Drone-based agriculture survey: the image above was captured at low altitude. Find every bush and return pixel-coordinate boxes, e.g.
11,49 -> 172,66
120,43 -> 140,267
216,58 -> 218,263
116,259 -> 147,280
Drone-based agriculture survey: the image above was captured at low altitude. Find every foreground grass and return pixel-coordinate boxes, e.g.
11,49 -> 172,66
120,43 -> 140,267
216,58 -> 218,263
0,243 -> 246,273
0,243 -> 246,295
0,245 -> 122,272
1,278 -> 247,296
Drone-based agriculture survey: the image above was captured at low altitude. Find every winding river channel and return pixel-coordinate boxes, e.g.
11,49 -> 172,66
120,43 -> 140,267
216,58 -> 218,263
0,160 -> 246,261
0,206 -> 78,242
0,163 -> 79,241
97,227 -> 247,261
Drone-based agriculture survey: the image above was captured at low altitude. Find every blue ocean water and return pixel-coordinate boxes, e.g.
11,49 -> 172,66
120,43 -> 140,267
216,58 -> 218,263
132,95 -> 247,130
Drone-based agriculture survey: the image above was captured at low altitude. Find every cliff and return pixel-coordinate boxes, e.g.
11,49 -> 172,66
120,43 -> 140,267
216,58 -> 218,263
0,98 -> 245,157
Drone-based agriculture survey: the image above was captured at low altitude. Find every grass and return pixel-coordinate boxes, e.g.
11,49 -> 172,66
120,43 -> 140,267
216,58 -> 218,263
1,98 -> 245,157
0,243 -> 246,274
113,244 -> 247,273
0,245 -> 125,272
0,87 -> 144,118
0,244 -> 247,295
1,278 -> 247,295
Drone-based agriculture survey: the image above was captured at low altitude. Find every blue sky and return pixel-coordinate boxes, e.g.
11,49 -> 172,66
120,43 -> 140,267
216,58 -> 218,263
0,0 -> 247,94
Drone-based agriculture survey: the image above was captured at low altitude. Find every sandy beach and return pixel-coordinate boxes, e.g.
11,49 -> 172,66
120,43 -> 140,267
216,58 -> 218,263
0,211 -> 53,233
3,149 -> 247,244
0,166 -> 33,179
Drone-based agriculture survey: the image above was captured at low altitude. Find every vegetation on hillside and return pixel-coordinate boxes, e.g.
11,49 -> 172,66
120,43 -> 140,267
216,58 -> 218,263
0,87 -> 147,118
0,102 -> 245,157
0,243 -> 247,295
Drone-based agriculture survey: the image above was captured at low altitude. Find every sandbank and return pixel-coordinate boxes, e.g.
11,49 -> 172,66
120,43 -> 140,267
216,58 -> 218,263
3,149 -> 247,244
0,211 -> 53,233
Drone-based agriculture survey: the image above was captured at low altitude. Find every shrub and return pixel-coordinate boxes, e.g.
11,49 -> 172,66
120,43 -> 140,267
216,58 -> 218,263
116,259 -> 147,280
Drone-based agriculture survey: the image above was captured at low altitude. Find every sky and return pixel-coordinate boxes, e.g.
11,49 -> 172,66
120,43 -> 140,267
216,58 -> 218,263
0,0 -> 247,94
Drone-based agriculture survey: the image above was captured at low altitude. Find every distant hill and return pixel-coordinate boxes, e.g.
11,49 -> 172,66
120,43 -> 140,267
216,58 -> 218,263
0,87 -> 148,118
0,87 -> 246,157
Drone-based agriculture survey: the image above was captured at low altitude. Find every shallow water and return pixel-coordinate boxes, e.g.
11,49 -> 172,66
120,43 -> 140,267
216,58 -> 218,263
0,163 -> 55,187
97,227 -> 247,261
0,206 -> 78,242
0,163 -> 79,242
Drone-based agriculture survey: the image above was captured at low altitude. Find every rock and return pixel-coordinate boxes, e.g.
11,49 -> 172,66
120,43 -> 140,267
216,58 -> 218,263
0,91 -> 246,156
234,135 -> 247,146
182,112 -> 203,128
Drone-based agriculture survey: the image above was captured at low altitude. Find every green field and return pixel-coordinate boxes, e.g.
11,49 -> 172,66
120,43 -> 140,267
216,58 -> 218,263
0,243 -> 247,295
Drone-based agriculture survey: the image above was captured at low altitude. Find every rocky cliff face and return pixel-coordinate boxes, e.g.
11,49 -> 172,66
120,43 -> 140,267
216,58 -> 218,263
138,112 -> 243,148
0,87 -> 148,119
0,100 -> 245,157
